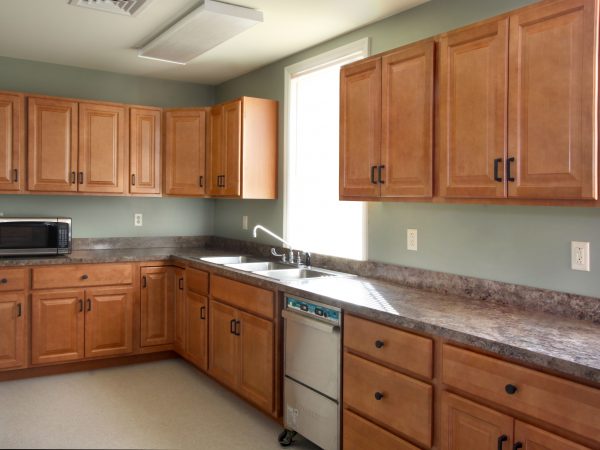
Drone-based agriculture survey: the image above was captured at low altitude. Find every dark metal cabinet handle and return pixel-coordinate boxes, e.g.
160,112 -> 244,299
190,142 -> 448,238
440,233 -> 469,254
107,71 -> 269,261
235,320 -> 241,336
13,168 -> 18,182
498,435 -> 508,450
375,340 -> 384,348
506,157 -> 515,182
131,174 -> 136,186
142,276 -> 147,288
178,278 -> 184,290
71,171 -> 76,184
505,384 -> 518,395
199,175 -> 203,187
81,274 -> 89,280
494,158 -> 503,182
87,299 -> 92,312
0,278 -> 7,284
374,392 -> 384,400
200,306 -> 206,320
79,299 -> 83,313
378,165 -> 385,184
16,303 -> 22,317
230,319 -> 236,334
78,172 -> 84,184
513,443 -> 523,450
370,166 -> 377,185
221,175 -> 225,187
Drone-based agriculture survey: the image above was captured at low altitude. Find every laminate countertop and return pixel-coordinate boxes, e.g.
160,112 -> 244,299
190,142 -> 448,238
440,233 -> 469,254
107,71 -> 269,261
1,247 -> 598,385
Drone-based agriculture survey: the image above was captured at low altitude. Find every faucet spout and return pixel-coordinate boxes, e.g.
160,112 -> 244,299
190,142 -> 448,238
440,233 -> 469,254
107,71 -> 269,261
252,225 -> 293,248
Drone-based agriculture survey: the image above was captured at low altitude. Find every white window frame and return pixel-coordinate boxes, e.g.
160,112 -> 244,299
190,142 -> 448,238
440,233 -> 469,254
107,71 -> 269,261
283,38 -> 370,259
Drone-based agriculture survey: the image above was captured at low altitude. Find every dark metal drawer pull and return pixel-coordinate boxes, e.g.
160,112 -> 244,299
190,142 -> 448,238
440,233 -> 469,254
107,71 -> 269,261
497,434 -> 508,450
0,278 -> 7,284
505,384 -> 518,395
81,274 -> 89,280
375,340 -> 384,348
374,392 -> 384,400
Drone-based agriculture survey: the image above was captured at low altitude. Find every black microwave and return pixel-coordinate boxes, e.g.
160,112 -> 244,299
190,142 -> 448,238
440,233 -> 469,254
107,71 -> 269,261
0,218 -> 72,256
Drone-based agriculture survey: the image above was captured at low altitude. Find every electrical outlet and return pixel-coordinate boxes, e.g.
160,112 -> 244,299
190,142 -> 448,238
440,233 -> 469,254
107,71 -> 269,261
134,213 -> 143,227
242,215 -> 248,230
571,241 -> 590,271
407,229 -> 418,251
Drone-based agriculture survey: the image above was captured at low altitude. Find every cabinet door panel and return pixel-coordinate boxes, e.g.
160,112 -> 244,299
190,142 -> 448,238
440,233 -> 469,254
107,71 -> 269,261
78,102 -> 127,194
221,99 -> 242,197
439,19 -> 508,198
85,287 -> 133,358
164,109 -> 206,196
31,289 -> 85,365
140,267 -> 175,347
28,97 -> 78,192
186,291 -> 208,370
514,421 -> 592,450
508,0 -> 597,199
238,310 -> 274,413
208,300 -> 238,388
130,107 -> 161,194
381,40 -> 434,198
174,268 -> 186,353
0,92 -> 24,192
207,105 -> 223,195
340,58 -> 381,198
441,392 -> 513,450
0,293 -> 26,370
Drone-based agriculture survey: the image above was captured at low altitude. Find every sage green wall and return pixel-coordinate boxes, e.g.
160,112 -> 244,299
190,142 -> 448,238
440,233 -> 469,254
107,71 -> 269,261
0,56 -> 216,238
214,0 -> 600,298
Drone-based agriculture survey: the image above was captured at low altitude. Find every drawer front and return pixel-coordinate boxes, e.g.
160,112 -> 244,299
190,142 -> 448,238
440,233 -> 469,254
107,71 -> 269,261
211,275 -> 274,320
186,268 -> 209,295
344,352 -> 433,447
344,314 -> 433,378
344,409 -> 420,450
443,344 -> 600,443
0,268 -> 26,292
32,264 -> 134,290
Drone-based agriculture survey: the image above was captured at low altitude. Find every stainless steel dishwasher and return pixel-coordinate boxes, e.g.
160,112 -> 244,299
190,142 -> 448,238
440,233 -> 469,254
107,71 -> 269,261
279,294 -> 341,450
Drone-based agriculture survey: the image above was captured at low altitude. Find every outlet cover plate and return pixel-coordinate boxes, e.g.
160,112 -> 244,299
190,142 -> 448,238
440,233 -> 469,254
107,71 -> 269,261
407,229 -> 418,251
134,213 -> 143,227
571,241 -> 590,271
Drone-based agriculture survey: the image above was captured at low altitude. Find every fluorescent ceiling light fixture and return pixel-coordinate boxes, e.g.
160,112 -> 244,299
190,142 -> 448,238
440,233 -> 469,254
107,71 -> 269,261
138,0 -> 263,65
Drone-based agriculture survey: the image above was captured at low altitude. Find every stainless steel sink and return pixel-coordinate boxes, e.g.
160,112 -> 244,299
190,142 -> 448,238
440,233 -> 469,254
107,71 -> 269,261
254,267 -> 351,280
200,256 -> 260,264
225,261 -> 293,271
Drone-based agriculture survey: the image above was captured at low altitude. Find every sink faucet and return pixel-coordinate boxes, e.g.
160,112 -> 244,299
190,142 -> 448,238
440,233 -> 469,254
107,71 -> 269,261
252,225 -> 310,266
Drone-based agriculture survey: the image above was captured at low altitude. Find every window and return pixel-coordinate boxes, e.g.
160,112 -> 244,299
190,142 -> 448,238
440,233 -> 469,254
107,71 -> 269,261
284,39 -> 369,260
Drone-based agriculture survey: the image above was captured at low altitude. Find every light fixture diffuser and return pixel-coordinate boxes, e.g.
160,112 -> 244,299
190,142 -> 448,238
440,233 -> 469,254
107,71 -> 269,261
138,0 -> 263,65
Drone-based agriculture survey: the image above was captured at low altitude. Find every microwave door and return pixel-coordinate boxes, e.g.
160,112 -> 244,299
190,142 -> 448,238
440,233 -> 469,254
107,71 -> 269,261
0,222 -> 59,255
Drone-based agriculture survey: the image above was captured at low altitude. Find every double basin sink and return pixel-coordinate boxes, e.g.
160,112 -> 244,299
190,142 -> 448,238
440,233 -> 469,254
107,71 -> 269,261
199,256 -> 352,281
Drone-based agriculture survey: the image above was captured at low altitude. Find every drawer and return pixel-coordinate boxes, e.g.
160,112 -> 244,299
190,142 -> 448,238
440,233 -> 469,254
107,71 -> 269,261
343,409 -> 420,450
344,314 -> 433,378
32,264 -> 134,290
344,352 -> 433,447
0,268 -> 26,292
186,268 -> 209,295
211,275 -> 274,320
442,344 -> 600,443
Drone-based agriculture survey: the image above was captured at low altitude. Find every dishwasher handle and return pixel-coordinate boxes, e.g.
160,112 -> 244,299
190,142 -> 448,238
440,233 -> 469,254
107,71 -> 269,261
282,309 -> 340,334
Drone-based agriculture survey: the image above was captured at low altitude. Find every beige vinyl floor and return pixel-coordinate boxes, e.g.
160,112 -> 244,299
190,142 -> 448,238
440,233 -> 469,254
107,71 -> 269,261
0,359 -> 321,450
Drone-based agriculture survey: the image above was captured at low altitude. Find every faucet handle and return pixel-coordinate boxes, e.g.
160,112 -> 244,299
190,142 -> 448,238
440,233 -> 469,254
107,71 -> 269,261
271,247 -> 287,263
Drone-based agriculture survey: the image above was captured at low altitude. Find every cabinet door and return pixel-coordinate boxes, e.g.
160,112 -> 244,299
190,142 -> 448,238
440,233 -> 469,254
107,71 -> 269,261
28,96 -> 78,192
514,421 -> 592,450
438,19 -> 509,198
130,107 -> 161,195
78,102 -> 127,194
174,268 -> 186,352
340,58 -> 381,199
31,289 -> 85,365
207,105 -> 223,195
381,40 -> 434,198
0,293 -> 26,370
221,99 -> 242,197
208,300 -> 238,388
84,287 -> 133,358
186,291 -> 208,370
238,310 -> 274,413
0,92 -> 24,192
441,392 -> 513,450
140,267 -> 175,347
164,109 -> 206,196
508,0 -> 597,200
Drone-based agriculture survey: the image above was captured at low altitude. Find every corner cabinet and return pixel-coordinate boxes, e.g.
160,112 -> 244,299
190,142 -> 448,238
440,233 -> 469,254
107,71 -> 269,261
340,40 -> 434,200
163,109 -> 207,196
207,97 -> 277,199
0,92 -> 25,193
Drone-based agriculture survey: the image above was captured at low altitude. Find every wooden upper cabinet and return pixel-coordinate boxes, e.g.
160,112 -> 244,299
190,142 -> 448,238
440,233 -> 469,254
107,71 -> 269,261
207,105 -> 224,196
28,96 -> 78,192
438,18 -> 509,199
163,109 -> 206,196
381,40 -> 434,198
78,102 -> 127,194
0,293 -> 27,370
508,0 -> 598,200
340,58 -> 382,199
130,107 -> 161,195
140,267 -> 175,347
0,92 -> 24,192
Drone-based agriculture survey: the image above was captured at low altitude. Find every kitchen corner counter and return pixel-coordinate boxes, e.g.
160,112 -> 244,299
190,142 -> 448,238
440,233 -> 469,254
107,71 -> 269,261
1,247 -> 599,385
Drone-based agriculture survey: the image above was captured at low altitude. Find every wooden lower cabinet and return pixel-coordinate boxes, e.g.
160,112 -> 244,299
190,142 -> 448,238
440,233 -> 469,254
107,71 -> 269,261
0,293 -> 27,370
514,421 -> 592,450
174,268 -> 186,352
344,409 -> 419,450
185,291 -> 208,370
140,267 -> 175,347
208,300 -> 238,388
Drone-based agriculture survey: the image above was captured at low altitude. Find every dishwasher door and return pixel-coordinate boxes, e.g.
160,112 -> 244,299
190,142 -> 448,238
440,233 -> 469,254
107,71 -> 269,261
282,309 -> 340,400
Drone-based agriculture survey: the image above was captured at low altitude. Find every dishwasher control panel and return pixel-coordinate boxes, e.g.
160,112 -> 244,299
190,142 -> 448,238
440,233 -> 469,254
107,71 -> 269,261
285,295 -> 341,326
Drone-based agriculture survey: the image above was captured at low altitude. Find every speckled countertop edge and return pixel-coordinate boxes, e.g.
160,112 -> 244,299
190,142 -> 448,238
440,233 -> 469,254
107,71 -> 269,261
1,247 -> 598,384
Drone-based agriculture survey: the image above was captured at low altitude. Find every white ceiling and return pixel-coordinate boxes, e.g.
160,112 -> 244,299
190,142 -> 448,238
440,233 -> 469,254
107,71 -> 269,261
0,0 -> 428,85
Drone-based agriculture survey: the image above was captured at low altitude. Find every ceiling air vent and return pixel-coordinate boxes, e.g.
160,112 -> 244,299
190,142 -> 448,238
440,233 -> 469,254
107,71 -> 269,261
68,0 -> 152,17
